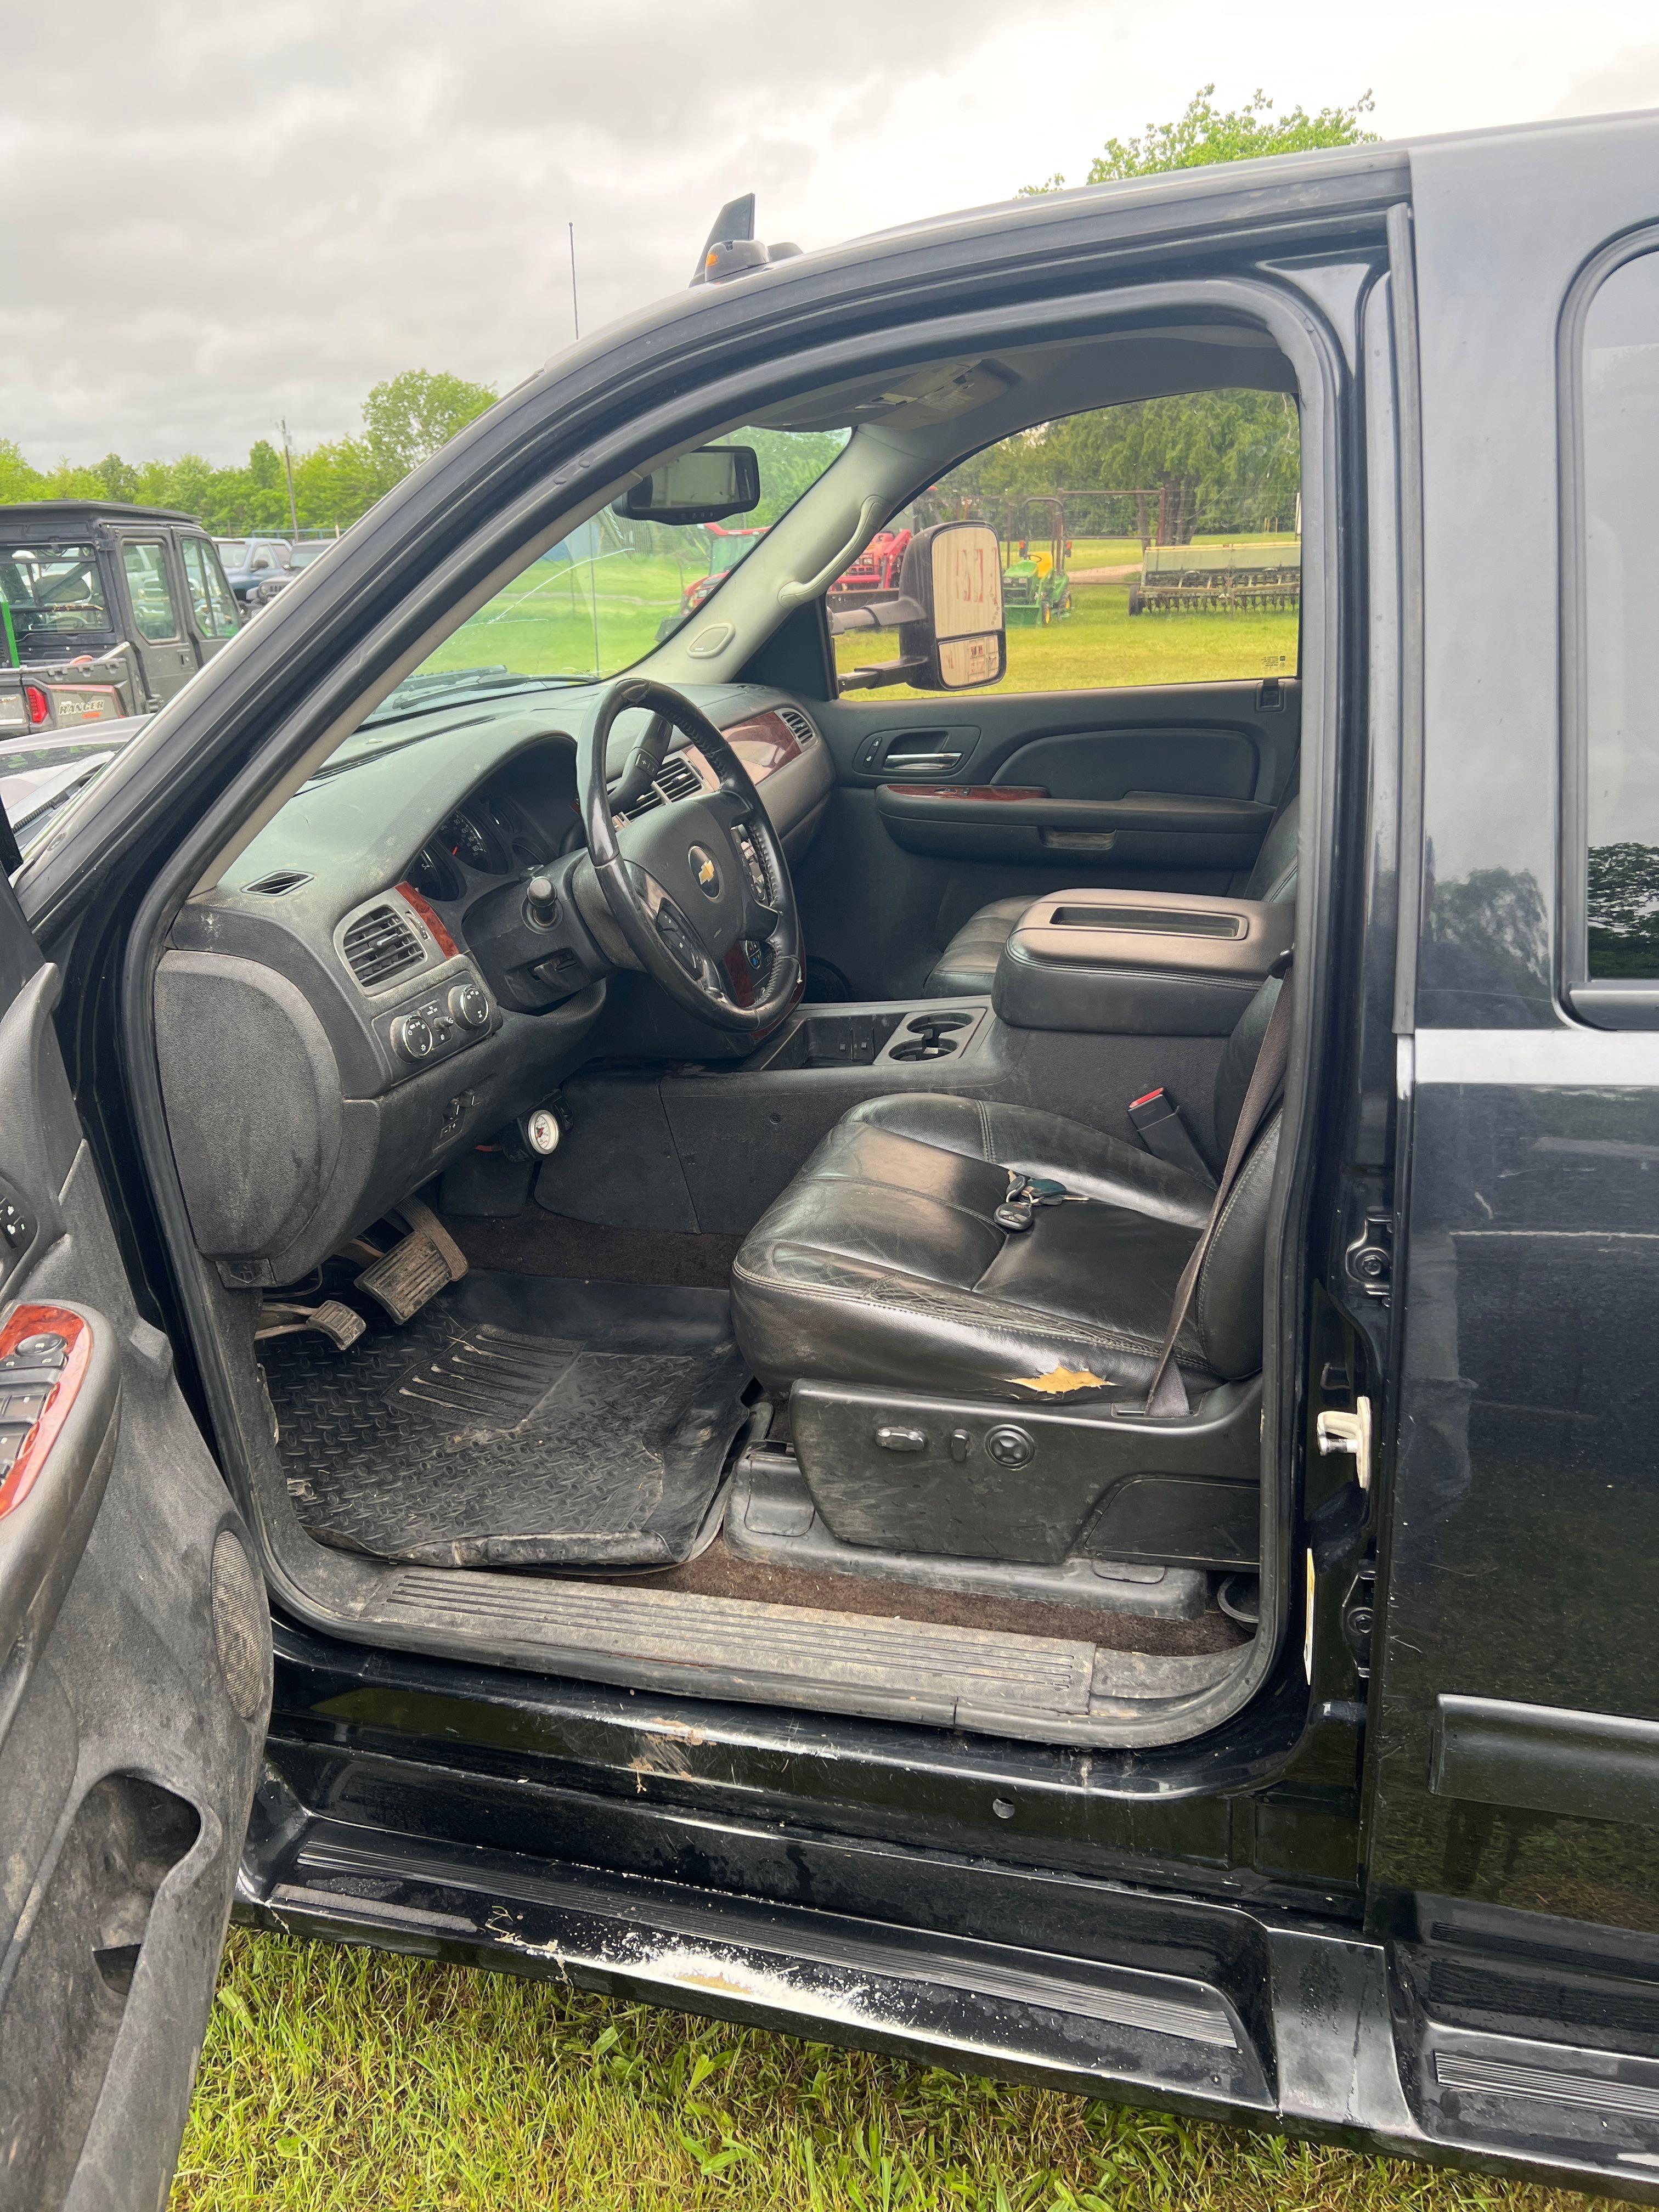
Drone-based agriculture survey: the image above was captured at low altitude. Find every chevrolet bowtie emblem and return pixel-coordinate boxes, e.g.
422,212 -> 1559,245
697,857 -> 716,887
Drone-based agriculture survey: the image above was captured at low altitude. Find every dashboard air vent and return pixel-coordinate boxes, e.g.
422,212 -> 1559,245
620,751 -> 706,817
244,869 -> 312,896
342,901 -> 424,990
775,706 -> 818,749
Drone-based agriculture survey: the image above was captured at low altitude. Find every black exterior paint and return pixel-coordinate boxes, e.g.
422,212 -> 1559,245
10,114 -> 1659,2201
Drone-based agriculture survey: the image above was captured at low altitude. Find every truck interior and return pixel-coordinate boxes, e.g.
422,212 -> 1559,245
138,302 -> 1341,1753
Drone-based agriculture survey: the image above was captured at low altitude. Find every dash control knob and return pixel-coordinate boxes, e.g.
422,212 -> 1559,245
391,1012 -> 435,1062
448,981 -> 491,1029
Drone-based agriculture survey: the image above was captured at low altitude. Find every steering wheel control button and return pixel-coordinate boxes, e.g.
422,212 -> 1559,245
524,1108 -> 562,1156
985,1424 -> 1036,1469
448,982 -> 491,1029
392,1012 -> 435,1062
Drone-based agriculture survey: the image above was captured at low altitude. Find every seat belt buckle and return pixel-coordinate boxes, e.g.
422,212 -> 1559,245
1127,1088 -> 1210,1180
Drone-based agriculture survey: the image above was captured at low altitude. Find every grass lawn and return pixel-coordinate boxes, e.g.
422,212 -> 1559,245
174,1928 -> 1594,2211
835,578 -> 1297,700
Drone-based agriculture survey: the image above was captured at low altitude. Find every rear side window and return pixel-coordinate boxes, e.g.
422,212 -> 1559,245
122,540 -> 182,641
181,539 -> 241,638
1582,251 -> 1659,977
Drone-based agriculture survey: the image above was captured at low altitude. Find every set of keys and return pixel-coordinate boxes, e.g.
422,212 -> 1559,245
993,1172 -> 1088,1233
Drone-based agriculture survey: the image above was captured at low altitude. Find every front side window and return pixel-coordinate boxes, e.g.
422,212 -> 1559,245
398,427 -> 847,707
122,540 -> 182,641
181,538 -> 241,638
0,543 -> 114,654
1583,251 -> 1659,977
832,392 -> 1301,699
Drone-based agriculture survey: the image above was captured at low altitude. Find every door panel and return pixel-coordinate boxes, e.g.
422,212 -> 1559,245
799,678 -> 1299,998
0,883 -> 268,2209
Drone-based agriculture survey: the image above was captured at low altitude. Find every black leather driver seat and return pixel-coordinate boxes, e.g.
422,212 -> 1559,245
732,979 -> 1281,1409
924,779 -> 1300,997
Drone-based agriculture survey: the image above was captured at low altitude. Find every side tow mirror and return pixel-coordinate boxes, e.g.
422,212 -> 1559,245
834,522 -> 1006,692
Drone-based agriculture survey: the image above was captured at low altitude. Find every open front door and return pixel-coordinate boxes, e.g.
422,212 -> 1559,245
0,868 -> 268,2207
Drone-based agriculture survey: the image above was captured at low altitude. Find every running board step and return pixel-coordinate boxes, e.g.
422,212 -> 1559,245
247,1819 -> 1271,2109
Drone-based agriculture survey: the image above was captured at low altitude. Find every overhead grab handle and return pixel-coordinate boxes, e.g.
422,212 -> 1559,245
777,495 -> 888,612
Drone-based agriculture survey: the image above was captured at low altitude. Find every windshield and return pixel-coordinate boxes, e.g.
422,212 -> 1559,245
216,540 -> 250,569
380,426 -> 848,716
0,543 -> 114,655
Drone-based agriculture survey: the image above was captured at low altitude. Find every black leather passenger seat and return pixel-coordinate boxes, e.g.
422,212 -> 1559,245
732,975 -> 1283,1408
924,778 -> 1300,997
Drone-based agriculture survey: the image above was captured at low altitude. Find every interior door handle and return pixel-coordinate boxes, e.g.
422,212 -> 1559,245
883,752 -> 963,775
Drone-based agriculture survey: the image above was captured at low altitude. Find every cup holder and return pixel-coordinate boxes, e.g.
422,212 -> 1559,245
890,1035 -> 959,1061
906,1012 -> 972,1034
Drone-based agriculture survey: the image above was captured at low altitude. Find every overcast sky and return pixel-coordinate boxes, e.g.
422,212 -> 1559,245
6,0 -> 1658,465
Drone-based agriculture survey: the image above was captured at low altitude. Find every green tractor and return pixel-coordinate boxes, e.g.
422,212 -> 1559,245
1000,496 -> 1072,627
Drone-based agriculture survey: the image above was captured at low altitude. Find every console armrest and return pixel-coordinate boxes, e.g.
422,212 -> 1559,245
993,888 -> 1292,1036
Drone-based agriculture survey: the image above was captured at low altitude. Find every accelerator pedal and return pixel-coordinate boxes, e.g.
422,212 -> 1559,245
354,1198 -> 469,1325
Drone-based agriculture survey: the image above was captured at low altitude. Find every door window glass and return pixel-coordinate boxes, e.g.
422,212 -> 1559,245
181,539 -> 241,639
1583,251 -> 1659,977
121,541 -> 182,641
831,392 -> 1301,699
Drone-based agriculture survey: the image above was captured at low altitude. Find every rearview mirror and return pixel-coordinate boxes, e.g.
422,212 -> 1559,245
616,446 -> 760,526
834,522 -> 1006,691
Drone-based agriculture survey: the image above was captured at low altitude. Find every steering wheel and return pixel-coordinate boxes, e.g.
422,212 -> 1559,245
580,678 -> 802,1035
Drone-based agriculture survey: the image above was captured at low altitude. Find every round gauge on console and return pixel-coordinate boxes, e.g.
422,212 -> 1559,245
405,842 -> 465,903
441,805 -> 510,874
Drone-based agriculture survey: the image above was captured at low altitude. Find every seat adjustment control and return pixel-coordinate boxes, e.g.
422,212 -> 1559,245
875,1425 -> 927,1453
985,1424 -> 1036,1468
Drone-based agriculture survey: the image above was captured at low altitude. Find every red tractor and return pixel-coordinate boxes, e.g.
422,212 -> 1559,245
827,525 -> 912,606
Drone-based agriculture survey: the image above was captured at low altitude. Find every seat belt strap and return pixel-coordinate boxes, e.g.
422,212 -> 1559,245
1123,958 -> 1294,1421
1127,1087 -> 1212,1181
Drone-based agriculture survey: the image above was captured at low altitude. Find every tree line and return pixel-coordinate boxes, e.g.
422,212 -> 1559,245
0,370 -> 497,537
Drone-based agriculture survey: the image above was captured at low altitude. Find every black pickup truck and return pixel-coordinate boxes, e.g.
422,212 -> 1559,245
4,110 -> 1659,2207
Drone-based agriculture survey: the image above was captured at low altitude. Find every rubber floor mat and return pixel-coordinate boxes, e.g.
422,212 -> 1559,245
262,1273 -> 751,1569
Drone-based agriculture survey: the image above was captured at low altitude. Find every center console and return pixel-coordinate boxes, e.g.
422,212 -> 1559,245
992,887 -> 1291,1036
749,1002 -> 991,1071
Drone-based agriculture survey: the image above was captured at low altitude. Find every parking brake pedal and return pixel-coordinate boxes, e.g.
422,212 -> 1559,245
255,1299 -> 366,1350
354,1198 -> 469,1325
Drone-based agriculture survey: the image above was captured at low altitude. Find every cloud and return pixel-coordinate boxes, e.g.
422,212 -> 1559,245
2,0 -> 1655,464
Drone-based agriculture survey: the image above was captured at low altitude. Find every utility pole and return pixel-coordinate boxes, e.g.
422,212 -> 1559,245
568,222 -> 580,341
279,418 -> 300,541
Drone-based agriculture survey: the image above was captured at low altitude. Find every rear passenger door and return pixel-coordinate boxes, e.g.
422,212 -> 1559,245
179,536 -> 244,662
1366,123 -> 1659,2187
119,538 -> 196,704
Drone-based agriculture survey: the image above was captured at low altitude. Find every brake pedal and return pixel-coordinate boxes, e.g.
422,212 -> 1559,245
354,1199 -> 468,1325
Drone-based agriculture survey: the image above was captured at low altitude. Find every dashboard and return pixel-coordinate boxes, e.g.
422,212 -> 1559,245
154,684 -> 832,1288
